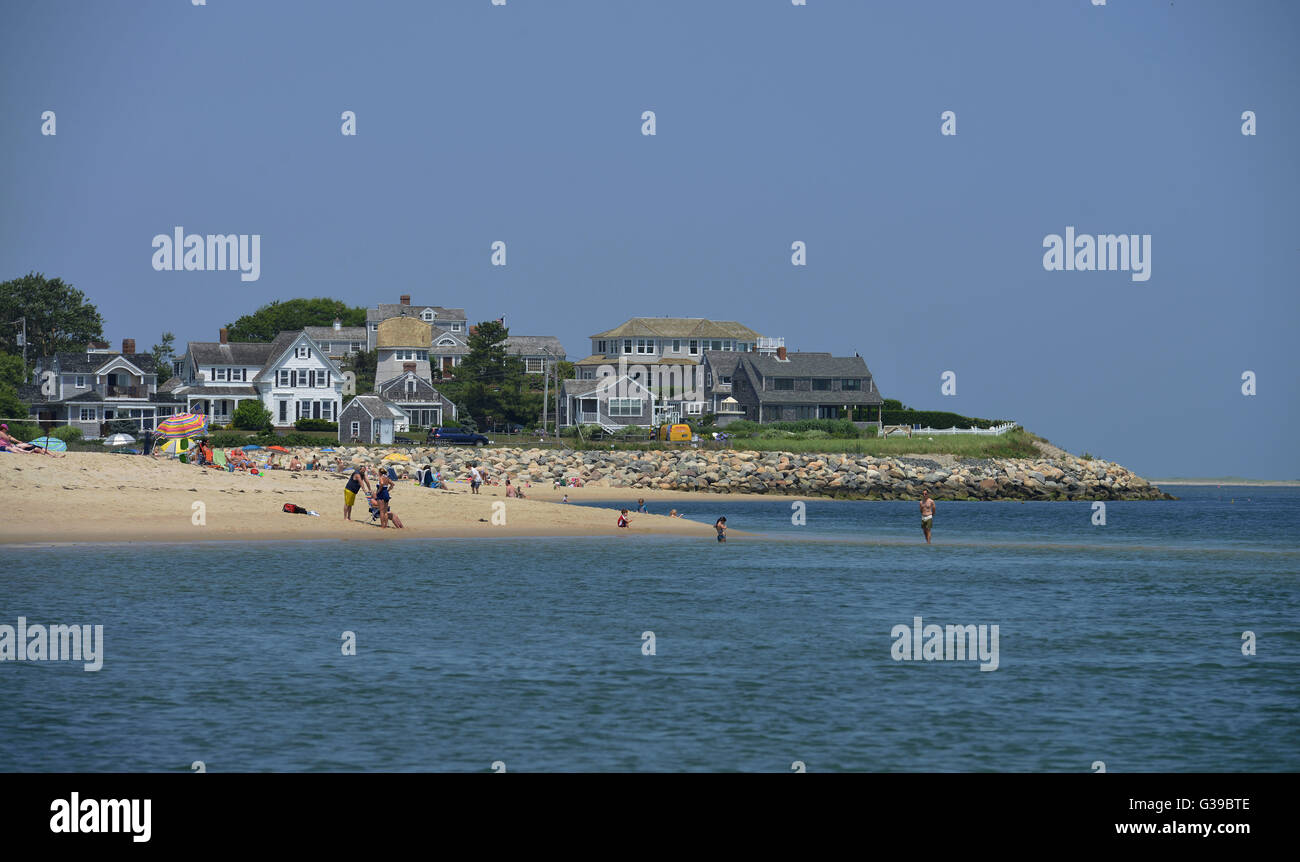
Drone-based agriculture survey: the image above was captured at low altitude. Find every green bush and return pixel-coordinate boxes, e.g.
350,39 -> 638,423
294,418 -> 338,432
800,429 -> 830,439
9,422 -> 42,442
208,431 -> 251,448
879,409 -> 1003,429
50,426 -> 84,443
233,400 -> 272,431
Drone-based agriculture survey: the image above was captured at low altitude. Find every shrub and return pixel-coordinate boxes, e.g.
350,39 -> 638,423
723,420 -> 762,436
208,431 -> 251,448
294,418 -> 338,432
800,429 -> 830,439
50,426 -> 84,443
233,400 -> 272,431
10,422 -> 42,442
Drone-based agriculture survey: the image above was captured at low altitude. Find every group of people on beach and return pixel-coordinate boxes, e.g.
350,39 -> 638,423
342,464 -> 404,529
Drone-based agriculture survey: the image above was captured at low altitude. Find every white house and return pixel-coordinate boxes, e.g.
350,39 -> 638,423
177,329 -> 344,428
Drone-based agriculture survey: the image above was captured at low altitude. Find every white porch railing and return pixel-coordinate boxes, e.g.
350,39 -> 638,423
580,412 -> 600,423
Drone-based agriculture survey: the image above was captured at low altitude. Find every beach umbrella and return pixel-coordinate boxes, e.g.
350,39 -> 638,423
241,444 -> 261,451
321,447 -> 336,452
157,413 -> 208,439
267,445 -> 289,453
104,433 -> 136,447
29,436 -> 68,452
382,452 -> 410,462
156,437 -> 190,455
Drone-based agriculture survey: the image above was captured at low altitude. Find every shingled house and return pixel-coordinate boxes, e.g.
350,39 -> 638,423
24,339 -> 186,437
702,347 -> 883,426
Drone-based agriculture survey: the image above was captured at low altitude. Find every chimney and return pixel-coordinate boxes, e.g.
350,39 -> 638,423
403,362 -> 416,373
219,328 -> 229,345
333,318 -> 342,331
399,295 -> 411,306
121,338 -> 135,354
777,345 -> 787,360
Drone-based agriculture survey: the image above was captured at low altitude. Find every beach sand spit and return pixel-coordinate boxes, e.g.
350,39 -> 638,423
0,453 -> 718,545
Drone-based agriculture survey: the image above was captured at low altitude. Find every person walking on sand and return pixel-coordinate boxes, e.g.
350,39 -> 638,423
920,490 -> 935,544
714,516 -> 727,542
469,463 -> 482,495
343,465 -> 373,521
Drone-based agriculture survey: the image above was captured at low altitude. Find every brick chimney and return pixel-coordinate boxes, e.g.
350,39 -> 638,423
399,295 -> 411,306
219,328 -> 229,345
403,362 -> 416,373
121,338 -> 136,354
777,345 -> 787,360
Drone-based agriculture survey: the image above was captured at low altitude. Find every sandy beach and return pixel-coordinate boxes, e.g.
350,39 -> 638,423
0,453 -> 723,545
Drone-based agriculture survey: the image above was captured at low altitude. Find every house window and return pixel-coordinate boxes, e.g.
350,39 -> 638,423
636,339 -> 653,354
214,367 -> 228,382
623,339 -> 633,354
295,346 -> 310,359
75,375 -> 86,388
232,368 -> 246,382
773,378 -> 794,391
369,323 -> 378,331
322,401 -> 333,421
351,342 -> 362,352
722,342 -> 732,351
686,402 -> 704,415
277,370 -> 291,387
719,375 -> 732,385
671,339 -> 681,353
279,400 -> 289,423
689,340 -> 699,354
79,408 -> 96,422
812,378 -> 831,390
596,340 -> 606,354
525,358 -> 544,373
609,398 -> 642,417
841,378 -> 862,390
296,369 -> 309,388
421,310 -> 434,321
350,420 -> 360,438
450,322 -> 463,331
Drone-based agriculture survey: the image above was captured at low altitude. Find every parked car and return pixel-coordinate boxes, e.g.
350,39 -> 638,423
426,426 -> 490,446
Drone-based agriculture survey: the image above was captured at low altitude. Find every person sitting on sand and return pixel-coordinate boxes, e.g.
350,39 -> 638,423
617,509 -> 631,528
343,465 -> 373,521
289,456 -> 303,472
561,494 -> 569,504
505,478 -> 518,498
714,516 -> 727,543
670,509 -> 682,518
309,456 -> 319,471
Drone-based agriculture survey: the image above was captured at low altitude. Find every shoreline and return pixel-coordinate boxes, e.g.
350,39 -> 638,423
1147,479 -> 1299,487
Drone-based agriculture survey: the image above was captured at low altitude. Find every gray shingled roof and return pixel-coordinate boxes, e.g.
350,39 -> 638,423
737,352 -> 883,405
701,351 -> 742,377
561,378 -> 603,396
366,304 -> 467,323
48,351 -> 159,375
187,341 -> 277,367
504,335 -> 566,358
178,385 -> 259,397
304,326 -> 368,341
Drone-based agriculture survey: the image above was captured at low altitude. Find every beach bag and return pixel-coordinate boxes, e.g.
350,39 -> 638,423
283,503 -> 310,515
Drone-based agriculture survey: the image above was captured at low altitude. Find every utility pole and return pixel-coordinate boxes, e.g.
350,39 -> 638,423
542,355 -> 549,435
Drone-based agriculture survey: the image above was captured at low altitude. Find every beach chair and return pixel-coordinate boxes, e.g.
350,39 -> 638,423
212,450 -> 230,471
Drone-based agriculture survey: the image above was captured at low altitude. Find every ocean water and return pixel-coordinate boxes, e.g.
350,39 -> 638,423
1,486 -> 1296,772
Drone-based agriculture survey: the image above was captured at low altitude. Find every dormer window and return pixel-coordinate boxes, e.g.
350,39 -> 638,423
421,310 -> 435,322
295,346 -> 310,359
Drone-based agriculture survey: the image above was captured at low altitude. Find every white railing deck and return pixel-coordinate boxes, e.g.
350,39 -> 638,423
883,422 -> 1018,437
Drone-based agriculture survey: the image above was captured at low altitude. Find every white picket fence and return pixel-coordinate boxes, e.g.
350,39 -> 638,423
883,421 -> 1018,437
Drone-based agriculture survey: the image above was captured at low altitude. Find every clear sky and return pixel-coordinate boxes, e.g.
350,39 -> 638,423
2,0 -> 1296,478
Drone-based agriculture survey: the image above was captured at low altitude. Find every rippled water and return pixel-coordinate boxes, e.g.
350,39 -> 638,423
2,486 -> 1296,772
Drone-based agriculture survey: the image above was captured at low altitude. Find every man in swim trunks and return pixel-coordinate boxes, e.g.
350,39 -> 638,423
920,490 -> 935,544
343,465 -> 373,521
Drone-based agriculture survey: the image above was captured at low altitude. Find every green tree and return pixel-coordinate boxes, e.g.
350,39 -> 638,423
342,348 -> 377,395
232,400 -> 272,431
450,321 -> 533,429
0,273 -> 104,358
225,298 -> 366,342
150,332 -> 176,378
0,353 -> 28,419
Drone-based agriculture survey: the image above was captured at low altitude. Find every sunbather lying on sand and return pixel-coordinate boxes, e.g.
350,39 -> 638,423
0,424 -> 60,457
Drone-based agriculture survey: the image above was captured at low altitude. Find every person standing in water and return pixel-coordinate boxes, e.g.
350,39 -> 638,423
920,490 -> 935,544
714,516 -> 727,542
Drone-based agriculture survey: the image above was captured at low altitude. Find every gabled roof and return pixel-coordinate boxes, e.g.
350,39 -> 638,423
591,318 -> 761,340
701,351 -> 742,377
47,351 -> 159,375
562,374 -> 654,399
377,372 -> 450,404
304,326 -> 368,342
735,352 -> 883,405
187,341 -> 277,367
504,335 -> 566,358
341,395 -> 393,419
367,304 -> 467,323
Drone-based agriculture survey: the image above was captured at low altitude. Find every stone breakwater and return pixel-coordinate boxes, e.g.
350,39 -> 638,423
300,446 -> 1173,501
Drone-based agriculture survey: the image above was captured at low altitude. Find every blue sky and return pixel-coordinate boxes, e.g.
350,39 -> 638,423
2,0 -> 1296,477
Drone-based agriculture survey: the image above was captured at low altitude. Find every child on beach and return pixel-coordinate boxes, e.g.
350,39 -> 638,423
617,509 -> 630,528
